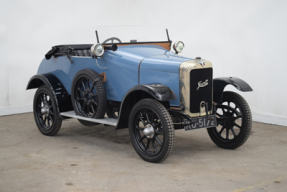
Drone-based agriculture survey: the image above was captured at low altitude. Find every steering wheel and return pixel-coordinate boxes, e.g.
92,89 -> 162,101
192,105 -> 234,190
102,37 -> 122,44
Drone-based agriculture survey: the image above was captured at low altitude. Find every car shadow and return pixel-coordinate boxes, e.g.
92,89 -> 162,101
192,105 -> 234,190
53,119 -> 218,158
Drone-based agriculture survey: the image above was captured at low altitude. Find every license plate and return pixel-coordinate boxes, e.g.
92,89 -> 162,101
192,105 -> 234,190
184,115 -> 217,131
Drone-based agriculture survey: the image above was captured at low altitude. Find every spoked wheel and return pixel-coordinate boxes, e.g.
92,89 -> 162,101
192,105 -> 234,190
129,99 -> 174,163
71,69 -> 106,125
106,105 -> 119,119
207,91 -> 252,149
74,77 -> 99,117
33,86 -> 62,136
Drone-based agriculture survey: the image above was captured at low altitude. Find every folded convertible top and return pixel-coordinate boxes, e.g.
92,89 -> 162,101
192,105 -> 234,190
45,44 -> 93,60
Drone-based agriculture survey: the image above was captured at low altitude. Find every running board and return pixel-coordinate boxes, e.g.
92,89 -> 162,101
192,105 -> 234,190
60,111 -> 118,126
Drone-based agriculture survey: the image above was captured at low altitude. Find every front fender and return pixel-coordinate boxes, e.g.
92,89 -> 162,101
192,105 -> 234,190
138,84 -> 177,101
213,77 -> 253,103
115,84 -> 176,129
26,73 -> 73,114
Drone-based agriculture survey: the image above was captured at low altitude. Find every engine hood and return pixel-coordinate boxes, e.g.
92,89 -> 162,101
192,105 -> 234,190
136,46 -> 194,107
140,52 -> 192,73
115,45 -> 193,72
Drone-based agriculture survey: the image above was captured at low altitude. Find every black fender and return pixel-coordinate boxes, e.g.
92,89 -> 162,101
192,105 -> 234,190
26,73 -> 73,115
115,84 -> 177,129
213,77 -> 253,103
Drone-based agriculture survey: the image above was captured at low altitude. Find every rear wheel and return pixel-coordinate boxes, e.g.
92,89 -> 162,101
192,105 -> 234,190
71,69 -> 107,122
129,99 -> 174,163
33,86 -> 62,136
106,103 -> 119,119
207,91 -> 252,149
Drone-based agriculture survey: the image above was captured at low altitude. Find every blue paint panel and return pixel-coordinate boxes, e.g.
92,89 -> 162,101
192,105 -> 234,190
37,45 -> 168,102
140,53 -> 191,73
37,44 -> 193,104
140,53 -> 193,106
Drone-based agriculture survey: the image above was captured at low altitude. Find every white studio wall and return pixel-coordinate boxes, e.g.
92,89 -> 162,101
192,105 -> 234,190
0,0 -> 286,126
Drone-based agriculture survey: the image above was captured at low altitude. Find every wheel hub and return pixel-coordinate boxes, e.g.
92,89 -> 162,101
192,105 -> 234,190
41,106 -> 50,115
84,91 -> 88,99
219,111 -> 235,126
143,124 -> 155,138
84,90 -> 93,101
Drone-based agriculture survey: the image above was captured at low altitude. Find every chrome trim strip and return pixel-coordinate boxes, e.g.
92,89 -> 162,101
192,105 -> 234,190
179,59 -> 213,117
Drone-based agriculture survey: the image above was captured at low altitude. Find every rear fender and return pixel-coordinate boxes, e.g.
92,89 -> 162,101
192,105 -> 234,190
115,84 -> 177,129
26,73 -> 73,115
213,77 -> 253,103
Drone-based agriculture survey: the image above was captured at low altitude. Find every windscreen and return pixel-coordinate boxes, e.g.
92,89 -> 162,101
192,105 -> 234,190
96,25 -> 169,44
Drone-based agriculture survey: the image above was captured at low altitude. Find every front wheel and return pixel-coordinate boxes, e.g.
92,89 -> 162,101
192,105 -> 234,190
207,91 -> 252,149
129,99 -> 175,163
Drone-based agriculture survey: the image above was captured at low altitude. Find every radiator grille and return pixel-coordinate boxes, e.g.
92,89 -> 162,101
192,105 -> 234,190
189,68 -> 213,113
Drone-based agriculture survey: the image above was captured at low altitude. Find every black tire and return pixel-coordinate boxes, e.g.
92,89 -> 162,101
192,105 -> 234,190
207,91 -> 252,149
71,69 -> 107,120
129,99 -> 174,163
33,85 -> 62,136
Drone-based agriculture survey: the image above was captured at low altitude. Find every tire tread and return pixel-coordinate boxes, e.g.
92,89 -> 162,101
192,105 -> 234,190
208,91 -> 252,149
33,85 -> 62,136
129,99 -> 174,163
71,69 -> 107,120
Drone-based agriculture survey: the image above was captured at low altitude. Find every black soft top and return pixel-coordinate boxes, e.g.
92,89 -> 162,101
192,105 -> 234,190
45,44 -> 92,60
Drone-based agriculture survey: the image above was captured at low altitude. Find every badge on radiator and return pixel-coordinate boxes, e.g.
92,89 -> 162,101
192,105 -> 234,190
197,79 -> 208,90
199,61 -> 205,67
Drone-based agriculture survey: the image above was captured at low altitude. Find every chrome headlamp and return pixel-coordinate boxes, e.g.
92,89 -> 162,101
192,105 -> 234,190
91,43 -> 104,57
173,41 -> 184,53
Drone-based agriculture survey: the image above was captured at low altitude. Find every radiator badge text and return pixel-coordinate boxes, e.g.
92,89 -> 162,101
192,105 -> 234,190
197,80 -> 208,90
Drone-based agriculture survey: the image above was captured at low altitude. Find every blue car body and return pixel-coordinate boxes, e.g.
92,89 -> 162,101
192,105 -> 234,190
37,45 -> 192,106
26,28 -> 254,163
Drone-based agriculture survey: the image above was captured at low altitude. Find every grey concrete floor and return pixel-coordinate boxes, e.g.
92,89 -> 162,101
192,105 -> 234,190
0,113 -> 286,192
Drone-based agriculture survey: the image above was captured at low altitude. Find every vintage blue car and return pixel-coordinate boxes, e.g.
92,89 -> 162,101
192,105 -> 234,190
27,26 -> 253,163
